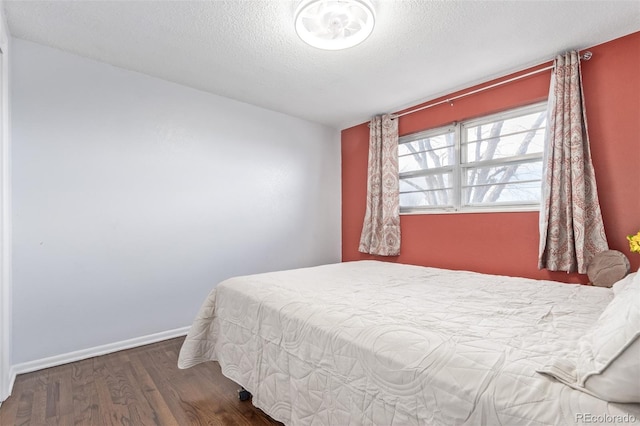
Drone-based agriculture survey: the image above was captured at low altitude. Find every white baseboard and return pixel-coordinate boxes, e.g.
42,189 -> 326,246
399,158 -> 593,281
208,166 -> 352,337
10,326 -> 190,377
0,362 -> 15,404
2,369 -> 15,400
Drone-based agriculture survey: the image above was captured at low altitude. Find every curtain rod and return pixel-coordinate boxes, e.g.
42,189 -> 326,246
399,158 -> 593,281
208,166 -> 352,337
392,51 -> 593,120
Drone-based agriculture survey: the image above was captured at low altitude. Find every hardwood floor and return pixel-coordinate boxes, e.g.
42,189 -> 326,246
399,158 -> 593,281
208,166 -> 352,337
0,337 -> 283,425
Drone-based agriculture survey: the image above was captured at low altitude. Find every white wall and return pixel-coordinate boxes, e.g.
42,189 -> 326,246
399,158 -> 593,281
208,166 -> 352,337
11,39 -> 341,365
0,3 -> 12,402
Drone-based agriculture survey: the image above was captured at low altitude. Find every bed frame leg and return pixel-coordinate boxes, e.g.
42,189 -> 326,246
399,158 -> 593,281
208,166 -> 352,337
238,387 -> 251,401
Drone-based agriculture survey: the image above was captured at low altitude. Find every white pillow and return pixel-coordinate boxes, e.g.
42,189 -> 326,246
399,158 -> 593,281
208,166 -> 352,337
538,271 -> 640,403
612,271 -> 637,295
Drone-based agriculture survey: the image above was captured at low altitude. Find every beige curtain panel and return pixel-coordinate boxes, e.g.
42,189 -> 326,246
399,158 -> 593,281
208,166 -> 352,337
359,114 -> 401,256
538,51 -> 608,274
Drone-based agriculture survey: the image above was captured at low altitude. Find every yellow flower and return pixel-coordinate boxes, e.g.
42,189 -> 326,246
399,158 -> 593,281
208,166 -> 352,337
628,230 -> 640,254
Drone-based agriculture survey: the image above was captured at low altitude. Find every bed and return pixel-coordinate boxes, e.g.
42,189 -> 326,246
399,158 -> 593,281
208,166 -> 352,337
178,260 -> 640,425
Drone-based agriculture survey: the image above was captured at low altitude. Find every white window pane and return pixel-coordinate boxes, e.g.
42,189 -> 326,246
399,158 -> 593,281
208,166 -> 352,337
399,133 -> 454,155
463,161 -> 542,205
463,181 -> 541,205
399,132 -> 455,172
465,129 -> 545,163
399,145 -> 455,172
400,173 -> 452,192
466,111 -> 547,143
400,189 -> 452,208
464,161 -> 542,187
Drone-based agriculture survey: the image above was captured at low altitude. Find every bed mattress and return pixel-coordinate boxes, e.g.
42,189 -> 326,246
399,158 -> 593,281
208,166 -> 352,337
178,260 -> 640,425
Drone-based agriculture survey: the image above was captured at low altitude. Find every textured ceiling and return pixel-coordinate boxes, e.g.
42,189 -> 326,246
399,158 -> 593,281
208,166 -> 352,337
4,0 -> 640,129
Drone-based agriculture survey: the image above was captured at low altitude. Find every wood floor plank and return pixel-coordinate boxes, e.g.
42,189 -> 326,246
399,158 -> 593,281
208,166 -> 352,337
115,352 -> 165,425
71,358 -> 101,425
94,370 -> 131,426
0,388 -> 24,426
141,342 -> 203,425
0,337 -> 283,426
40,363 -> 71,425
128,351 -> 180,426
29,372 -> 49,425
13,391 -> 33,426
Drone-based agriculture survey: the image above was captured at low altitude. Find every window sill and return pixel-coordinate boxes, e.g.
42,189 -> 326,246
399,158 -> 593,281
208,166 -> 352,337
400,206 -> 540,216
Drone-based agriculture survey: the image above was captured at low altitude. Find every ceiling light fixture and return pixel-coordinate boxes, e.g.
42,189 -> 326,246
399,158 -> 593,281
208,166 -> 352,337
295,0 -> 375,50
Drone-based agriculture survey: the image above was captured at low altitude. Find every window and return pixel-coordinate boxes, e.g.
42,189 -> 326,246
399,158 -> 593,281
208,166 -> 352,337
398,102 -> 547,213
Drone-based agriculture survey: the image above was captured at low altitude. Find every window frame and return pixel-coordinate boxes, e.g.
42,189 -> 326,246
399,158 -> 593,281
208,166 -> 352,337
398,101 -> 547,215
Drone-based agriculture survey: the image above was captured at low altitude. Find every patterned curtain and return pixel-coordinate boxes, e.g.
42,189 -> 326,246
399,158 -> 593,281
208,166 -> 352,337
359,114 -> 401,256
538,51 -> 608,273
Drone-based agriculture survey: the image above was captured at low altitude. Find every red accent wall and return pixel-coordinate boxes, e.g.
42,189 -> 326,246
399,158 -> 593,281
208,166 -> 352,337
341,31 -> 640,284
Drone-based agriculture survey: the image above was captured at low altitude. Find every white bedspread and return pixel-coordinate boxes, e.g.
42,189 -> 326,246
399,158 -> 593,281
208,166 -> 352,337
178,261 -> 640,425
